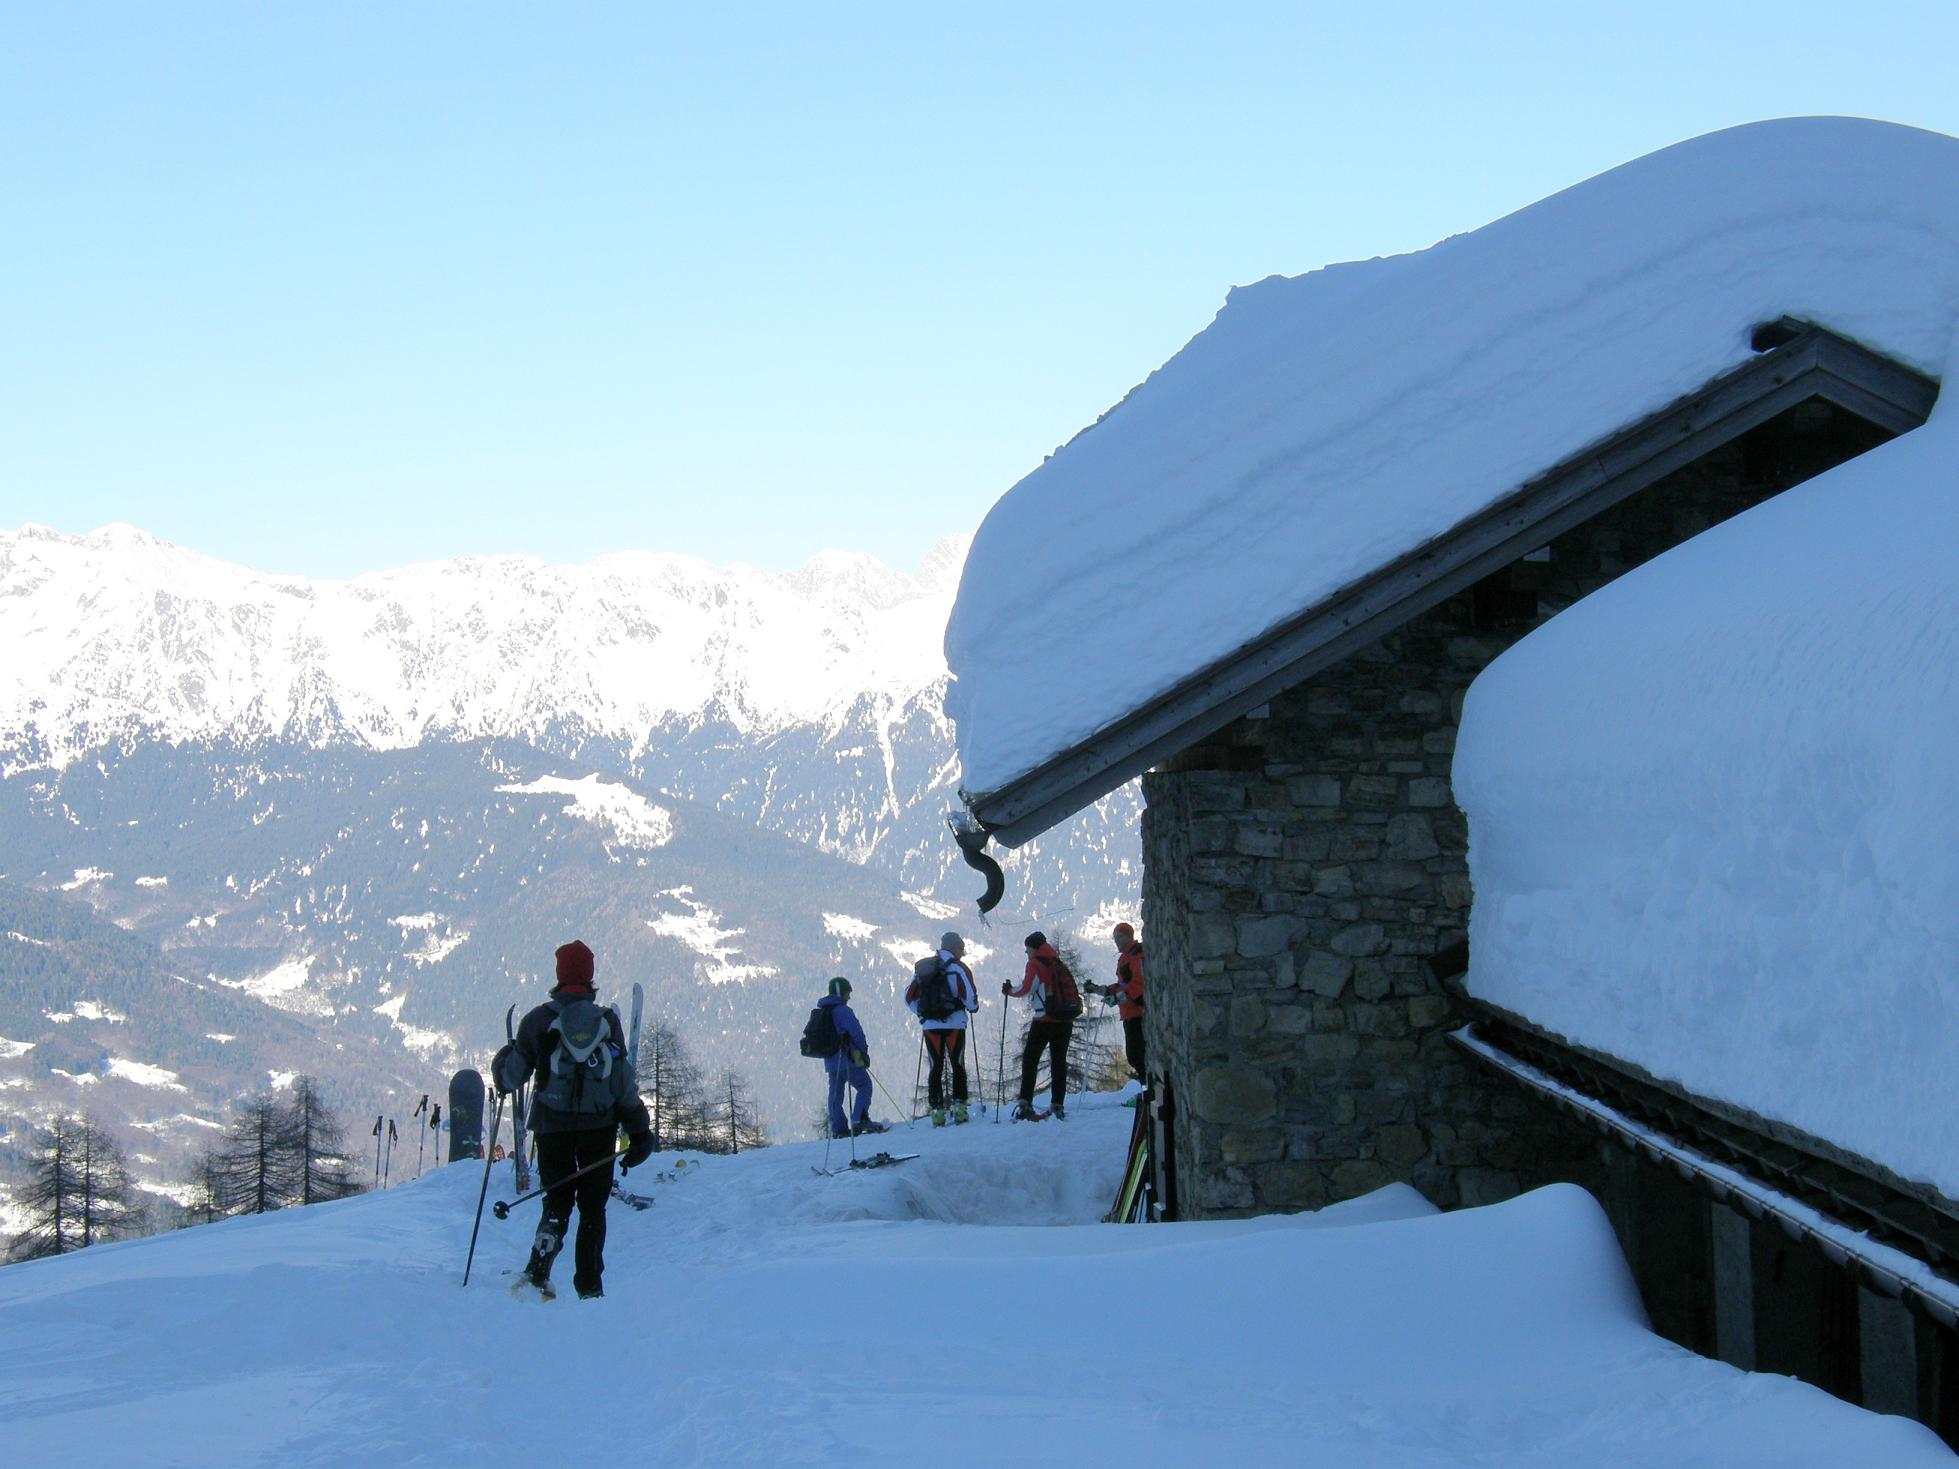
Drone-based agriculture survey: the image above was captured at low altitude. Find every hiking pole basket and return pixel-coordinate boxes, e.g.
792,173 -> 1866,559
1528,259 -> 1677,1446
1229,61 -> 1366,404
490,1147 -> 627,1220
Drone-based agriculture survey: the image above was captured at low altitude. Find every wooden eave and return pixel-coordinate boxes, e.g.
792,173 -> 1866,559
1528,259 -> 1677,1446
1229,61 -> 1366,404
965,321 -> 1940,848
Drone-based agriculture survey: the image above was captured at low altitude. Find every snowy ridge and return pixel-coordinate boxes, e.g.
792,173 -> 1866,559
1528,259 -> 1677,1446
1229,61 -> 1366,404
0,523 -> 972,768
946,117 -> 1959,795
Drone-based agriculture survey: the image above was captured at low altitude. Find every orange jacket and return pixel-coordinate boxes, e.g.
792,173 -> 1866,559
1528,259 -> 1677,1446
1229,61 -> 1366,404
1008,943 -> 1069,1023
1111,942 -> 1145,1021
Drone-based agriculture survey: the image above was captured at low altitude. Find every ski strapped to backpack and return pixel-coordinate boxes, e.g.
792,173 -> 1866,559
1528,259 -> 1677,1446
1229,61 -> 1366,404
907,952 -> 961,1022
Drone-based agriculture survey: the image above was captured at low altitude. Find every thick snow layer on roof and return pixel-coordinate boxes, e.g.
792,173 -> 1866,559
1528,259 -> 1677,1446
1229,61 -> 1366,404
1454,369 -> 1958,1197
945,117 -> 1959,799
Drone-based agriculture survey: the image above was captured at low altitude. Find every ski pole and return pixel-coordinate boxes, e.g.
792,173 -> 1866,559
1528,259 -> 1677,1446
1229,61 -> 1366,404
413,1094 -> 429,1178
964,1020 -> 981,1116
383,1120 -> 398,1187
461,1090 -> 507,1287
911,1032 -> 925,1122
490,1148 -> 626,1220
996,1002 -> 1008,1123
865,1067 -> 912,1132
371,1114 -> 384,1190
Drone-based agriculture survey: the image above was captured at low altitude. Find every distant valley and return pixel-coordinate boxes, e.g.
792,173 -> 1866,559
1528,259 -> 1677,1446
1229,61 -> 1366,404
0,525 -> 1139,1220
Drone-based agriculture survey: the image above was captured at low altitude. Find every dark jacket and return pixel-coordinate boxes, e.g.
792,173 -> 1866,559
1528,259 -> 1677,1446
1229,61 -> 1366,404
501,986 -> 653,1138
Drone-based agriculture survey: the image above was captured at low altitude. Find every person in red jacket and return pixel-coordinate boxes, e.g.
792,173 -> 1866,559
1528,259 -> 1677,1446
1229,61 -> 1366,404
1093,920 -> 1146,1080
1003,931 -> 1074,1120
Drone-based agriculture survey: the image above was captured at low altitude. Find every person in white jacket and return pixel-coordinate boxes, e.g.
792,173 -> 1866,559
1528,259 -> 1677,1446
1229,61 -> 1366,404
909,931 -> 979,1125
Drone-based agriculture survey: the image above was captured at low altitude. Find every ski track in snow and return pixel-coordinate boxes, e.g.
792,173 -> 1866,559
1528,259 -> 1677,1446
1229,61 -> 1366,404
0,1091 -> 1944,1468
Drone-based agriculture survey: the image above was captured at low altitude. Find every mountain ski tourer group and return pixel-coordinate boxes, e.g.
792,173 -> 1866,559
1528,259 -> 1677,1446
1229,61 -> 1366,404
478,921 -> 1143,1300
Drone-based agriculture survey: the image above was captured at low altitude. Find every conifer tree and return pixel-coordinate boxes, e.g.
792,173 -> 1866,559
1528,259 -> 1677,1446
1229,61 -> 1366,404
8,1116 -> 147,1260
637,1018 -> 710,1151
284,1076 -> 360,1204
212,1092 -> 302,1215
181,1149 -> 228,1228
707,1068 -> 769,1154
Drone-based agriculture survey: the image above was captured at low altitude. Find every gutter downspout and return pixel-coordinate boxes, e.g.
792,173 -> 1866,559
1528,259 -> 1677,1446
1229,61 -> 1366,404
948,810 -> 1005,915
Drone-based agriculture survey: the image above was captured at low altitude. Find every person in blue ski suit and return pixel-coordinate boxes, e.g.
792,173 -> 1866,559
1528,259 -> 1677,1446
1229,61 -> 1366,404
819,977 -> 878,1138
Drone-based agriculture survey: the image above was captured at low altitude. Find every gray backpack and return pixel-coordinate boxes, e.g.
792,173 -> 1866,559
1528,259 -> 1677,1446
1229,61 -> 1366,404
536,998 -> 620,1115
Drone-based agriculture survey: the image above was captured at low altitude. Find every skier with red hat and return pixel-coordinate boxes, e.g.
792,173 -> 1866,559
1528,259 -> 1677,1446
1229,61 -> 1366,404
493,939 -> 653,1300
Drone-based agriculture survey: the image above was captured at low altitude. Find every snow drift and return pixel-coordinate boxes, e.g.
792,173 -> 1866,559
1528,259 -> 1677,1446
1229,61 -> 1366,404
0,1093 -> 1944,1466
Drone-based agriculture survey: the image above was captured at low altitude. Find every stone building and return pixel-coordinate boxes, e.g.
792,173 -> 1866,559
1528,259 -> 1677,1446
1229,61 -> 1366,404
964,321 -> 1934,1219
941,120 -> 1959,1436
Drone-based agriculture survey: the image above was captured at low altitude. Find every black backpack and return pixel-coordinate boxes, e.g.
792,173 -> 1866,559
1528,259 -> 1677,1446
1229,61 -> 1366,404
909,954 -> 959,1022
799,1003 -> 841,1059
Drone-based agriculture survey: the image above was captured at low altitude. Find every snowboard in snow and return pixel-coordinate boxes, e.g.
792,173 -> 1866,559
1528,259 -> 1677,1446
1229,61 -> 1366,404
448,1069 -> 486,1161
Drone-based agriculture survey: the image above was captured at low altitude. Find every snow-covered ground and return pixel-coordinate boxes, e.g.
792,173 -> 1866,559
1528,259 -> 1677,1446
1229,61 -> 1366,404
0,1090 -> 1944,1467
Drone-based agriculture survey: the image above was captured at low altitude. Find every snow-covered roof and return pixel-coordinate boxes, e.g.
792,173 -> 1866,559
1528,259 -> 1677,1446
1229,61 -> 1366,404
945,117 -> 1959,829
1454,370 -> 1959,1199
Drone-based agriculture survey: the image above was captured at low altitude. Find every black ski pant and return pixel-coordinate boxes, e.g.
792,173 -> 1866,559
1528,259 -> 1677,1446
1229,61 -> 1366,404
924,1028 -> 968,1108
1018,1021 -> 1073,1109
1122,1015 -> 1146,1079
526,1124 -> 615,1295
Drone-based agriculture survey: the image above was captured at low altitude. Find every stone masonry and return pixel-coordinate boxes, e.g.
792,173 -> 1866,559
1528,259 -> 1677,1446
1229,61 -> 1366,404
1137,406 -> 1887,1218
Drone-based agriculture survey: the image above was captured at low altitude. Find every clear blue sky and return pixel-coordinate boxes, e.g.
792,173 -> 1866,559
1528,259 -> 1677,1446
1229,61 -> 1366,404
4,2 -> 1956,580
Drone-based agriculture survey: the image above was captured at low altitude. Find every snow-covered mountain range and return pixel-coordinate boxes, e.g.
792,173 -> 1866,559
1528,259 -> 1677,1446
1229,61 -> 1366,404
1,521 -> 966,766
0,524 -> 1139,1213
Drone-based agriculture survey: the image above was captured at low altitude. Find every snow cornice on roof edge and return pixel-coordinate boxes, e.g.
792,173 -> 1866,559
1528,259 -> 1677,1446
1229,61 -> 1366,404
962,321 -> 1938,847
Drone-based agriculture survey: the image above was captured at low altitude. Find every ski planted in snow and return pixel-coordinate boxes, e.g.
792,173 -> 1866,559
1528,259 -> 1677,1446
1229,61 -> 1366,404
812,1150 -> 920,1177
626,981 -> 644,1076
505,1004 -> 531,1191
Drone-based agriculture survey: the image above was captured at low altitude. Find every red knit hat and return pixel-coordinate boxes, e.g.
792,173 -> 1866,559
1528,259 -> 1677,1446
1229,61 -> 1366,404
554,940 -> 595,992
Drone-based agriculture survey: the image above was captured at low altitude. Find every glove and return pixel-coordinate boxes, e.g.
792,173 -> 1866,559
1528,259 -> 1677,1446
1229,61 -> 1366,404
1001,981 -> 1012,996
620,1132 -> 654,1174
852,1050 -> 869,1069
491,1043 -> 517,1096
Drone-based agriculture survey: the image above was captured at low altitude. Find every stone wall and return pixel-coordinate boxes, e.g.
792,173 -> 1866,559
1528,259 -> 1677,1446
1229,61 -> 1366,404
1138,411 -> 1879,1218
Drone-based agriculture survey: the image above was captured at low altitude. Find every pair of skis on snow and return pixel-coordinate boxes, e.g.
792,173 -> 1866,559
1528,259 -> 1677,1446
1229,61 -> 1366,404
811,1150 -> 919,1176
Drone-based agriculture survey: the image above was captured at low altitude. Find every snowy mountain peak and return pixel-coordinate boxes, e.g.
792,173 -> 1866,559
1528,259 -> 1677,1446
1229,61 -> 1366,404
0,523 -> 974,768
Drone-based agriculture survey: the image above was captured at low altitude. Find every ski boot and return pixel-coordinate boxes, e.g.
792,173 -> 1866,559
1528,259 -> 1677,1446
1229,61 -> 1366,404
951,1102 -> 969,1125
1052,1104 -> 1067,1121
511,1267 -> 557,1302
930,1108 -> 947,1127
1011,1101 -> 1043,1122
852,1118 -> 890,1136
